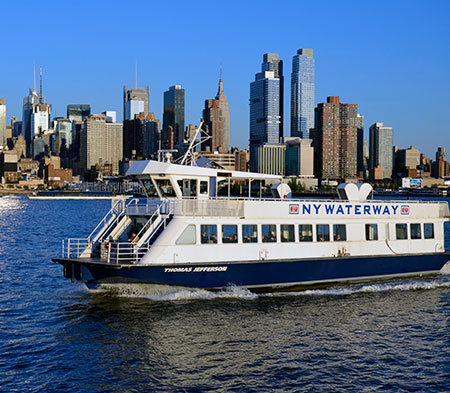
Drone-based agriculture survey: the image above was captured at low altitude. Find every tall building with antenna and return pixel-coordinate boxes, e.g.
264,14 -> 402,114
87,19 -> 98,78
202,69 -> 230,153
123,65 -> 149,121
22,66 -> 51,156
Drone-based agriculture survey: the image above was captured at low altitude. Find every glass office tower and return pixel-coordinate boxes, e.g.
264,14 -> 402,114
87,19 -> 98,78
291,48 -> 315,139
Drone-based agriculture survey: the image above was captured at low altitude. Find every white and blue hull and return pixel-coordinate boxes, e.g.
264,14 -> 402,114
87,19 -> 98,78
56,252 -> 450,292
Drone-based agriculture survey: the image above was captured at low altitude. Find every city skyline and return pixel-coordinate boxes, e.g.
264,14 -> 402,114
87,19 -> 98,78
1,0 -> 449,158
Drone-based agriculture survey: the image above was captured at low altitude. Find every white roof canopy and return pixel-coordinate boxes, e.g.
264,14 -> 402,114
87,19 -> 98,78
126,160 -> 282,181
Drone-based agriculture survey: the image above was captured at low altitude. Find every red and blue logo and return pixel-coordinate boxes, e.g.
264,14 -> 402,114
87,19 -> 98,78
289,204 -> 299,214
401,205 -> 409,215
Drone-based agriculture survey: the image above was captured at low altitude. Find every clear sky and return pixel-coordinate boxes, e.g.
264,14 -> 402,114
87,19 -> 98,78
1,0 -> 449,158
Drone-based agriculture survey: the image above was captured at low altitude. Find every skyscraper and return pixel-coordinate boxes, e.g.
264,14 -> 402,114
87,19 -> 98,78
291,48 -> 315,139
123,112 -> 160,160
369,122 -> 393,180
67,104 -> 91,122
313,96 -> 358,180
262,53 -> 283,141
0,97 -> 6,146
249,70 -> 281,171
163,85 -> 185,146
357,114 -> 364,176
80,114 -> 123,175
22,67 -> 51,157
123,85 -> 149,121
202,73 -> 230,153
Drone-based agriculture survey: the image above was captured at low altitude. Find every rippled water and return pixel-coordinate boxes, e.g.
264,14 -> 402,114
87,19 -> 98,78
0,195 -> 449,392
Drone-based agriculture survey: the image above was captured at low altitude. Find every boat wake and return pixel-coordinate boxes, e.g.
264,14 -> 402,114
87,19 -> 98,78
89,283 -> 258,301
86,274 -> 450,302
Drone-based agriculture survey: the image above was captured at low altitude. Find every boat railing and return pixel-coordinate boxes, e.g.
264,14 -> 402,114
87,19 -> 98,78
62,238 -> 90,258
88,197 -> 139,245
101,208 -> 173,264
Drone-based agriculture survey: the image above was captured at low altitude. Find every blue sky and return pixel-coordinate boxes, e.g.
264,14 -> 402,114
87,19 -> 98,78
1,0 -> 449,158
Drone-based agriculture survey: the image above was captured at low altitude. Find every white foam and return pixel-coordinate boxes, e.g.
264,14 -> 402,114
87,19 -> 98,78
440,260 -> 450,275
86,276 -> 450,301
91,283 -> 258,301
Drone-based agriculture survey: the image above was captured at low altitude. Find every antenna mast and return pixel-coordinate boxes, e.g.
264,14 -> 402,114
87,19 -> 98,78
135,60 -> 138,88
33,62 -> 36,92
39,66 -> 43,99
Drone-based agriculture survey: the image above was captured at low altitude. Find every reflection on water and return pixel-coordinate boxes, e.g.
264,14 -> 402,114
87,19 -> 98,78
0,196 -> 449,392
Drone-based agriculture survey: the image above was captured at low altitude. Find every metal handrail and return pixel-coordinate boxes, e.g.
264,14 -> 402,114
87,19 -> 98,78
88,197 -> 139,244
104,208 -> 173,264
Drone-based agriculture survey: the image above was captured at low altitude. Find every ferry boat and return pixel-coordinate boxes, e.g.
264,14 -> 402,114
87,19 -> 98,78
53,160 -> 450,292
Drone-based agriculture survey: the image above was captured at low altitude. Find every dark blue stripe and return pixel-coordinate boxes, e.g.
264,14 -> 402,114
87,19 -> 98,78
78,253 -> 450,290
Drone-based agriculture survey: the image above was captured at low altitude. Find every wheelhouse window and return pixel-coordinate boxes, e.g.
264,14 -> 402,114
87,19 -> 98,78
396,224 -> 408,240
177,179 -> 197,198
201,225 -> 217,244
365,224 -> 378,241
243,225 -> 257,243
262,224 -> 277,243
333,224 -> 346,241
299,224 -> 313,242
410,224 -> 421,240
175,224 -> 196,245
155,179 -> 176,198
200,181 -> 208,195
222,225 -> 238,243
280,225 -> 295,243
424,223 -> 434,239
317,224 -> 330,242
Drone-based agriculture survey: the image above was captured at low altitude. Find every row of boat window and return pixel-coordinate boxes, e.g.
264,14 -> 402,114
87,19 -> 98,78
175,223 -> 435,245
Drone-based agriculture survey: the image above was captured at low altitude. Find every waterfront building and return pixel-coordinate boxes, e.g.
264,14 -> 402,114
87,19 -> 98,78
202,73 -> 230,153
67,104 -> 91,122
256,144 -> 285,176
54,118 -> 72,157
249,70 -> 281,171
234,149 -> 248,172
0,97 -> 6,147
80,114 -> 123,175
163,85 -> 185,146
369,122 -> 393,180
357,114 -> 364,176
291,48 -> 315,139
123,85 -> 149,121
436,147 -> 447,162
262,53 -> 283,141
123,112 -> 160,160
313,96 -> 358,181
198,152 -> 235,171
285,137 -> 314,177
0,151 -> 18,183
102,111 -> 117,123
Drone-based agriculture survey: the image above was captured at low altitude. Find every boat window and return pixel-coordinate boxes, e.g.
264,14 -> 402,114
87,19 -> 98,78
396,224 -> 408,240
175,224 -> 196,245
262,224 -> 277,243
222,225 -> 238,243
140,179 -> 158,196
316,224 -> 330,242
424,223 -> 434,239
178,179 -> 197,198
281,225 -> 295,242
365,224 -> 378,241
155,179 -> 176,198
410,223 -> 421,240
299,225 -> 313,242
201,225 -> 217,244
333,224 -> 346,241
243,225 -> 258,243
200,181 -> 208,195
